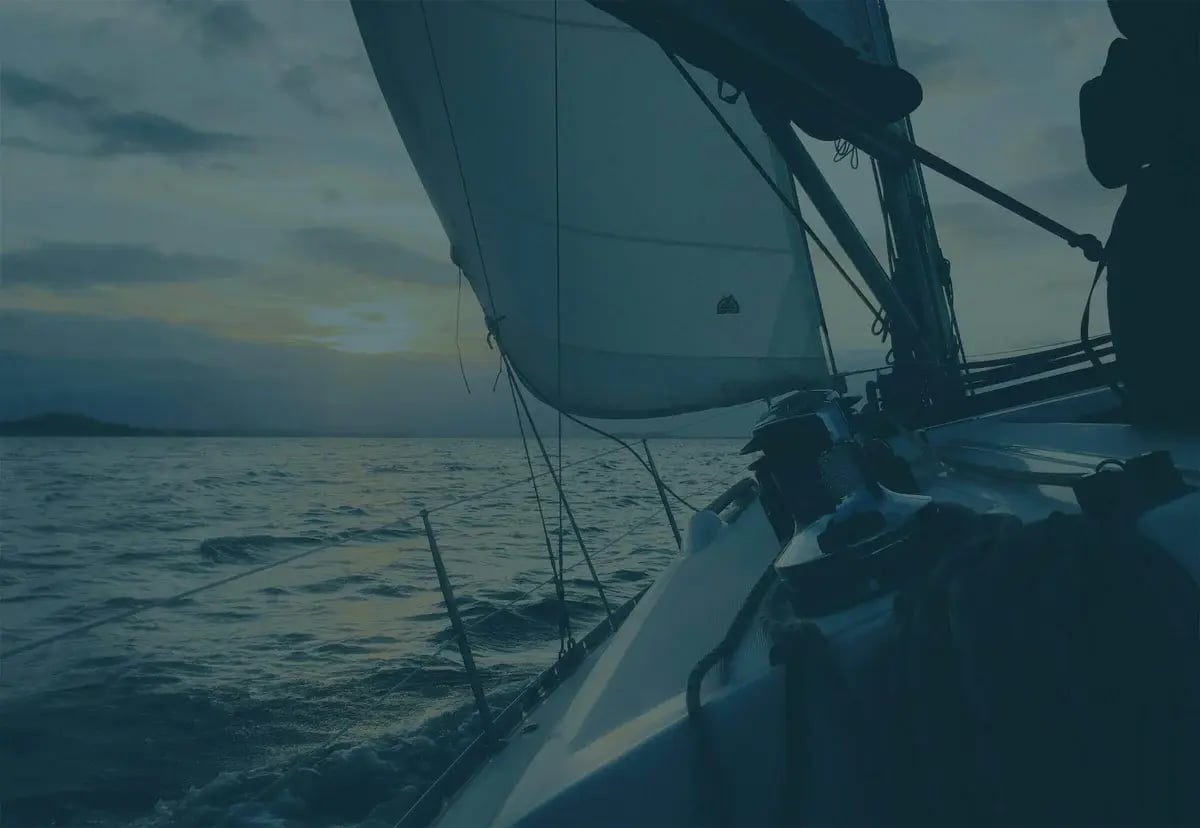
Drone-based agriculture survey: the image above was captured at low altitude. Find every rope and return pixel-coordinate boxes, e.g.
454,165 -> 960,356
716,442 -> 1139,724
0,443 -> 634,662
5,418 -> 724,665
559,410 -> 703,513
553,0 -> 569,658
833,138 -> 860,169
688,15 -> 1106,263
967,338 -> 1089,362
1080,253 -> 1126,403
505,353 -> 574,654
664,50 -> 892,341
238,506 -> 664,818
483,506 -> 663,627
871,158 -> 898,278
454,268 -> 472,394
868,156 -> 896,355
685,564 -> 777,827
506,362 -> 616,628
0,532 -> 404,661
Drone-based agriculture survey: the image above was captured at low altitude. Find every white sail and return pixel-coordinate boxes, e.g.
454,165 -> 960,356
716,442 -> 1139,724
352,0 -> 831,418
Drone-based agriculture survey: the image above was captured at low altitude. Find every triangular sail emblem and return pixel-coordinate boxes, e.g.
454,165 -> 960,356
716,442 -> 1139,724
717,294 -> 740,315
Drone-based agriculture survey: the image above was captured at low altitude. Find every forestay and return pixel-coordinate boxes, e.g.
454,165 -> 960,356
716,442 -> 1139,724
352,0 -> 832,418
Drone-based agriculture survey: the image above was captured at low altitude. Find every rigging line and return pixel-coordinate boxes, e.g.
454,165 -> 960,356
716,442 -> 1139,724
251,506 -> 664,817
557,410 -> 703,513
505,351 -> 573,651
870,158 -> 898,276
466,506 -> 664,638
663,50 -> 891,340
1079,254 -> 1126,403
424,443 -> 623,517
2,445 -> 631,662
553,0 -> 568,652
867,157 -> 896,349
418,1 -> 500,319
966,337 -> 1109,362
505,362 -> 615,627
788,145 -> 838,374
833,138 -> 859,169
455,268 -> 471,394
0,530 -> 405,661
708,8 -> 1104,262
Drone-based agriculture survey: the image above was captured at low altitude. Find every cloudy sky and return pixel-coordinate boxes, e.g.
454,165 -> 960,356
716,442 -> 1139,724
1,0 -> 1122,434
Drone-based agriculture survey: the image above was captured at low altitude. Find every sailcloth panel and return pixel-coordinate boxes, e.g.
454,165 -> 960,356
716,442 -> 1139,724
352,0 -> 831,418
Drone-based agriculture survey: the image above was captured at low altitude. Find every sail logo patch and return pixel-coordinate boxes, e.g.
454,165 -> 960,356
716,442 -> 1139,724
717,294 -> 740,315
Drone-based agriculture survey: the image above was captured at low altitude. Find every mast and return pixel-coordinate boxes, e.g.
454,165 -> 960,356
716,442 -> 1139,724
855,0 -> 961,379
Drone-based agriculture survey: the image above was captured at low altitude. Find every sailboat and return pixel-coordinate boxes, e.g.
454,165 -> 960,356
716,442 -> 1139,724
349,1 -> 1200,826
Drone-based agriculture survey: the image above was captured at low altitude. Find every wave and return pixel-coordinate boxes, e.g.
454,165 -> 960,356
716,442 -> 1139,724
359,582 -> 413,599
196,534 -> 320,563
297,573 -> 378,595
367,463 -> 407,474
134,679 -> 520,828
444,594 -> 604,652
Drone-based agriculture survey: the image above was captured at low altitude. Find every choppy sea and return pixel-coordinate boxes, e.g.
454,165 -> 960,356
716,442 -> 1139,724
0,437 -> 748,827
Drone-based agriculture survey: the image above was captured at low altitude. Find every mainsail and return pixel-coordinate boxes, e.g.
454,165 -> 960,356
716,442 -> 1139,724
352,0 -> 832,418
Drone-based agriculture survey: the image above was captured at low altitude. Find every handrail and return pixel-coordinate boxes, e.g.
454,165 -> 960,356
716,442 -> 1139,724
705,477 -> 757,516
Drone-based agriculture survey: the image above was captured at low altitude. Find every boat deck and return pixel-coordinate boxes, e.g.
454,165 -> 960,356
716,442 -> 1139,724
427,390 -> 1200,827
436,499 -> 782,828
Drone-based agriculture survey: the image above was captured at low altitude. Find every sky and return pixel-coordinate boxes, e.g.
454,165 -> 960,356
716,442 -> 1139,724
0,0 -> 1124,435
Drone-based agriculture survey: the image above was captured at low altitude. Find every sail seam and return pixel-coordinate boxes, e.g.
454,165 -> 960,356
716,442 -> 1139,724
558,223 -> 793,254
462,0 -> 633,34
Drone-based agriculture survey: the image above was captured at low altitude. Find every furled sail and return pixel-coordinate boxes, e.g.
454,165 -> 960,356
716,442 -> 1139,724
352,0 -> 832,418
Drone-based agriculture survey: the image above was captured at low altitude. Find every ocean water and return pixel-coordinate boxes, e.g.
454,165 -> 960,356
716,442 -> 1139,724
0,436 -> 748,828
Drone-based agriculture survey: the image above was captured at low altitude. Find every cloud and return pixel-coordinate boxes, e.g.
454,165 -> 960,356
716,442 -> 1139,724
0,309 -> 763,436
158,0 -> 269,57
1022,124 -> 1086,171
2,242 -> 237,289
894,35 -> 996,95
0,69 -> 94,110
932,201 -> 1053,252
895,37 -> 958,76
88,109 -> 245,157
1,68 -> 249,161
1021,168 -> 1105,207
279,64 -> 331,117
278,54 -> 381,119
290,226 -> 457,285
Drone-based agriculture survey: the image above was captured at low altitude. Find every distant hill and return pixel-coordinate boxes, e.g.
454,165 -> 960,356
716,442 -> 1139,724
0,412 -> 193,436
0,412 -> 418,438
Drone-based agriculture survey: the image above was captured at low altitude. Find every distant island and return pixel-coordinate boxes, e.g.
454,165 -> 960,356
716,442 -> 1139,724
0,412 -> 734,439
0,412 -> 419,438
0,412 -> 200,436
